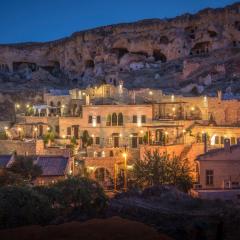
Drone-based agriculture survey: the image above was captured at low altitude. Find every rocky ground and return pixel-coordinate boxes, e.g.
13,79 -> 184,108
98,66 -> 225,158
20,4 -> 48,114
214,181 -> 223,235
0,217 -> 172,240
107,186 -> 240,240
1,186 -> 240,240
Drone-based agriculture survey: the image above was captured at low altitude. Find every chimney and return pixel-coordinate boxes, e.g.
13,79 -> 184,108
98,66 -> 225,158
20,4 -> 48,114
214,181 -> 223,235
217,90 -> 222,102
224,138 -> 231,152
86,95 -> 90,105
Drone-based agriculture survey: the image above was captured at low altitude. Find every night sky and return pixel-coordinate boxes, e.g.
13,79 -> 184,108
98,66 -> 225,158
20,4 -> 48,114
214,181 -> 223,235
0,0 -> 237,44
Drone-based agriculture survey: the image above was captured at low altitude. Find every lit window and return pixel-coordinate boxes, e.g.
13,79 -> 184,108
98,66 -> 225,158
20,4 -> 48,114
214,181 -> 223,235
231,137 -> 236,145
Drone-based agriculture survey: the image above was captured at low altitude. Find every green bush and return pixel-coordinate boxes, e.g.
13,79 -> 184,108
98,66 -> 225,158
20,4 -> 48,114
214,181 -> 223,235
0,186 -> 55,228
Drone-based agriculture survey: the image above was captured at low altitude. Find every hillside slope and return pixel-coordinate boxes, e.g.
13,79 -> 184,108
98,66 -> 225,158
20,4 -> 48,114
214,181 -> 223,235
0,2 -> 240,94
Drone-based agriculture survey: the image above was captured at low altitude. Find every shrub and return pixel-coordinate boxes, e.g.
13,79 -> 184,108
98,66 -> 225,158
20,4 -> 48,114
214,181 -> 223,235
0,186 -> 55,228
0,169 -> 24,187
48,177 -> 108,215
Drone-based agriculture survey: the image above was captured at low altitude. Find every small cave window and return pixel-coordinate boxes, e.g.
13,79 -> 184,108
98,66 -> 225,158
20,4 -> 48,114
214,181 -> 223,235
153,50 -> 167,63
112,48 -> 129,59
85,60 -> 94,68
160,36 -> 169,44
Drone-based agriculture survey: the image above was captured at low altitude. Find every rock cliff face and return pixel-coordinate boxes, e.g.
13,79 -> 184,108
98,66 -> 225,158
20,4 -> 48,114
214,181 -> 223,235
0,2 -> 240,93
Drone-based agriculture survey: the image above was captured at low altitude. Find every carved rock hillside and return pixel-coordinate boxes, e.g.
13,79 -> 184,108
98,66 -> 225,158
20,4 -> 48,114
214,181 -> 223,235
0,2 -> 240,93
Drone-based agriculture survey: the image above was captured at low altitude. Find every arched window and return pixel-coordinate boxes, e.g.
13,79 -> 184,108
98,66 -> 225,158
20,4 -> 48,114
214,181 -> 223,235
50,101 -> 54,114
112,113 -> 117,126
106,114 -> 111,126
118,113 -> 123,126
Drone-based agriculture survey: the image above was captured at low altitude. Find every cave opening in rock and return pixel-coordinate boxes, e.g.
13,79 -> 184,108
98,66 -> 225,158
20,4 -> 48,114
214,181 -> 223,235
0,63 -> 9,72
41,61 -> 60,74
72,78 -> 78,85
13,62 -> 37,72
160,36 -> 169,44
153,50 -> 167,62
85,60 -> 95,68
190,41 -> 211,56
131,51 -> 148,57
111,48 -> 129,59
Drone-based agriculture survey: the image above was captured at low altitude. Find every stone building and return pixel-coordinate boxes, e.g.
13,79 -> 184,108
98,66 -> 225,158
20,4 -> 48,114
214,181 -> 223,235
196,139 -> 240,189
3,83 -> 240,187
34,155 -> 72,185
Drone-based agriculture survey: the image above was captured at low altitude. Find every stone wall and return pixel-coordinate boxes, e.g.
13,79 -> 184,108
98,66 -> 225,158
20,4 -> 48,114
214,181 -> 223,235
0,140 -> 36,155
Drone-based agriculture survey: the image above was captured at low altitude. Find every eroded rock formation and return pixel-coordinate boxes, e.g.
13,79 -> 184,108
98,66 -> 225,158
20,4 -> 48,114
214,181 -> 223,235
0,2 -> 240,92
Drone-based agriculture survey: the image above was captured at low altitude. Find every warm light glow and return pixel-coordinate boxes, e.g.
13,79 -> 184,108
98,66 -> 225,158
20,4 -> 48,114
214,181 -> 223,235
204,96 -> 207,101
26,104 -> 30,108
149,91 -> 153,96
182,129 -> 186,133
15,104 -> 20,109
129,134 -> 133,137
201,131 -> 205,134
34,127 -> 38,132
17,127 -> 22,132
47,127 -> 50,131
171,94 -> 175,102
92,117 -> 97,127
82,92 -> 86,96
102,151 -> 105,157
165,131 -> 168,135
62,135 -> 66,139
4,126 -> 8,130
140,130 -> 144,134
172,107 -> 176,112
127,165 -> 134,170
191,107 -> 195,111
122,153 -> 127,158
119,133 -> 122,137
61,104 -> 65,108
91,134 -> 94,138
210,134 -> 216,146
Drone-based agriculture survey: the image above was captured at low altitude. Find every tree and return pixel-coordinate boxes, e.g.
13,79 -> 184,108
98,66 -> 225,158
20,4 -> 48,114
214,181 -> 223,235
0,131 -> 7,140
9,155 -> 42,182
0,169 -> 24,187
44,177 -> 108,215
0,186 -> 55,228
81,130 -> 93,148
43,131 -> 55,145
133,150 -> 193,192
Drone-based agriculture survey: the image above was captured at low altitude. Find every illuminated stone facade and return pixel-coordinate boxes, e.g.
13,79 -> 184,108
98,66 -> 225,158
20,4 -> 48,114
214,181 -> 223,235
3,84 -> 240,187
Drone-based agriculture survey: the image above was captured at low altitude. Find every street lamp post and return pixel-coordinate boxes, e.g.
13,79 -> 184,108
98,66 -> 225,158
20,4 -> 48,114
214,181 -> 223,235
123,151 -> 128,192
